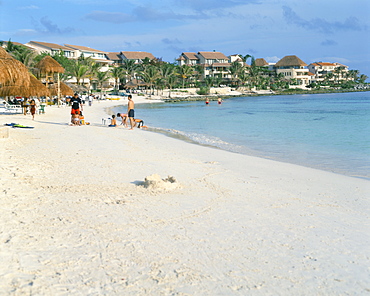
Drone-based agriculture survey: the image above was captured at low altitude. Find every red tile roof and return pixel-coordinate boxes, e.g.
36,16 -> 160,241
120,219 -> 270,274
64,44 -> 106,53
120,51 -> 155,60
28,41 -> 72,51
182,52 -> 198,60
198,51 -> 228,60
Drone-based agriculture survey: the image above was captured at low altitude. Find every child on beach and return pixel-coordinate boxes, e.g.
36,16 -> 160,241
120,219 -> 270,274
30,99 -> 36,120
108,115 -> 117,127
117,113 -> 128,127
71,113 -> 81,125
79,112 -> 85,125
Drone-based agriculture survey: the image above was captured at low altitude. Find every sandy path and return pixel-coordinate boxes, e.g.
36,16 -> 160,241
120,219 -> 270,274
0,99 -> 369,295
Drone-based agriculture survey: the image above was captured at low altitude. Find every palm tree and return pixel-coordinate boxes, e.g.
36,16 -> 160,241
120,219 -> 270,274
121,59 -> 139,82
166,75 -> 178,98
176,64 -> 194,88
69,61 -> 89,85
237,54 -> 255,68
324,72 -> 334,85
347,69 -> 360,82
358,74 -> 368,83
334,66 -> 345,83
140,65 -> 161,95
110,67 -> 125,92
159,63 -> 176,96
95,71 -> 111,94
4,40 -> 37,70
229,61 -> 244,87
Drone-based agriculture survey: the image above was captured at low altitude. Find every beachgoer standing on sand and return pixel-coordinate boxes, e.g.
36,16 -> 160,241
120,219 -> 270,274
70,93 -> 83,122
30,99 -> 36,120
127,95 -> 136,130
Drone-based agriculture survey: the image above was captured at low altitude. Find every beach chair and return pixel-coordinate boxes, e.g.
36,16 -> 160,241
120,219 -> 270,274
102,117 -> 111,125
39,104 -> 46,114
4,104 -> 23,113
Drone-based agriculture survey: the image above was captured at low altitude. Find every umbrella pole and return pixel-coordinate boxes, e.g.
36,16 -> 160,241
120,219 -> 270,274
57,73 -> 60,107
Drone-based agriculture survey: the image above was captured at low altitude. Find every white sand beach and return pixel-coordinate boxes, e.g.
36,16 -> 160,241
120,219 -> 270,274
1,96 -> 369,295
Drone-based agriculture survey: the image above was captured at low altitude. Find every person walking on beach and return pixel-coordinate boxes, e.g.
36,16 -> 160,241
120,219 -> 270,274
127,95 -> 136,130
30,99 -> 36,120
70,93 -> 83,122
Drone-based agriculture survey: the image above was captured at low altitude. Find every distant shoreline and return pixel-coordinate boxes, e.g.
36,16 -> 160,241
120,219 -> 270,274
161,88 -> 370,102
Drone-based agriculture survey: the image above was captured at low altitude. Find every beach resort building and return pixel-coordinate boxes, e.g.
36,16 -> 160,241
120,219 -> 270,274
105,52 -> 122,66
308,62 -> 350,83
177,51 -> 232,79
119,51 -> 155,64
25,41 -> 76,58
176,52 -> 199,66
64,44 -> 112,71
229,54 -> 245,64
274,55 -> 311,87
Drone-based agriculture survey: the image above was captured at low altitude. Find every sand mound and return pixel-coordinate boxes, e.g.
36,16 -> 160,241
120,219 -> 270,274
142,174 -> 181,192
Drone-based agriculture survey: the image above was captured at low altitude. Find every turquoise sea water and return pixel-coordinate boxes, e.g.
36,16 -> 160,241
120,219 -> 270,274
113,92 -> 370,179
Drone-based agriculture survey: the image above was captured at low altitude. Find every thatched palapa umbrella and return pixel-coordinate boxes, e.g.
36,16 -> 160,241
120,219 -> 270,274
35,55 -> 65,75
0,47 -> 31,98
35,56 -> 65,104
65,82 -> 88,93
49,81 -> 73,96
28,75 -> 50,97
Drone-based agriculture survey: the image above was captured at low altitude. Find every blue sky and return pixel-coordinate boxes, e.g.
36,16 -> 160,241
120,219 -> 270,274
1,0 -> 369,77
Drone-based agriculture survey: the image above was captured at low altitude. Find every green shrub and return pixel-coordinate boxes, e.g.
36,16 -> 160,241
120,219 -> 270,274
197,87 -> 210,95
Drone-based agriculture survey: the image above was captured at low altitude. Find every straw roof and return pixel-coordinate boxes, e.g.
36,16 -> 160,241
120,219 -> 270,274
0,47 -> 31,96
275,55 -> 307,67
65,82 -> 88,93
35,56 -> 65,74
28,75 -> 50,97
124,79 -> 147,88
254,58 -> 269,67
49,81 -> 74,96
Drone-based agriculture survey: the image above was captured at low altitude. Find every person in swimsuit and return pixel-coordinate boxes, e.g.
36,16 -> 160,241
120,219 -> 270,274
117,112 -> 128,127
70,93 -> 83,122
108,115 -> 117,127
127,95 -> 136,130
30,99 -> 36,120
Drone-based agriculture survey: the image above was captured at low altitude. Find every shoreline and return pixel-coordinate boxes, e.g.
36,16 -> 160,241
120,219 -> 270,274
153,87 -> 370,102
1,99 -> 369,295
108,93 -> 369,181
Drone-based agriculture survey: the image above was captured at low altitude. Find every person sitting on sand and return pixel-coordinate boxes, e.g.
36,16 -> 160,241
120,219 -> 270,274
79,111 -> 85,125
71,113 -> 81,125
117,113 -> 128,127
108,115 -> 117,127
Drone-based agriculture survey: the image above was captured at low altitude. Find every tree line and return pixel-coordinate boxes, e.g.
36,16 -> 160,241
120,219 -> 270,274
2,41 -> 368,97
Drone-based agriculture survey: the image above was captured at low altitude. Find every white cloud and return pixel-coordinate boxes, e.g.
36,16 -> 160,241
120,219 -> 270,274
265,56 -> 280,63
18,5 -> 39,10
